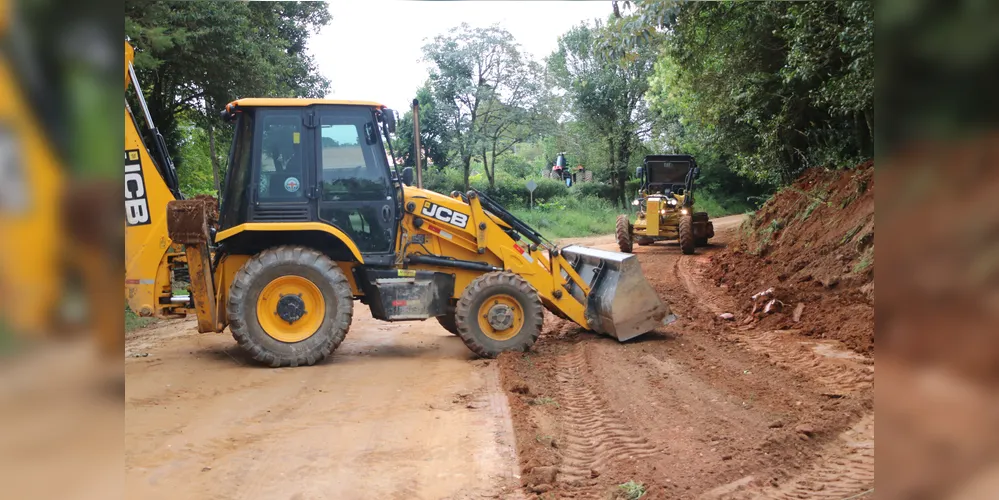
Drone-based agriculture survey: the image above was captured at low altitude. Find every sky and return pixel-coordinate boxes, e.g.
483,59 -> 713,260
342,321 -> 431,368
308,1 -> 612,113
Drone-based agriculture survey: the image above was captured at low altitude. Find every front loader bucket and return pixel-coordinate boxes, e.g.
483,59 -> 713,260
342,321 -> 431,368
560,245 -> 677,341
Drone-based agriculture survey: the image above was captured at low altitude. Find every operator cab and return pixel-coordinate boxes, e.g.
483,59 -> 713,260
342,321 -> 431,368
636,154 -> 700,198
217,99 -> 400,265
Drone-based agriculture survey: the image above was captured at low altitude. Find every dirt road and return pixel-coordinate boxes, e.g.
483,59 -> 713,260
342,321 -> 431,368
500,214 -> 874,499
125,312 -> 523,499
126,214 -> 873,499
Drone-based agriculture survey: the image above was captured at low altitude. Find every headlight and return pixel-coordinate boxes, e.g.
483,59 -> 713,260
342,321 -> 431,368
668,198 -> 677,206
632,199 -> 640,206
660,209 -> 667,215
681,208 -> 689,215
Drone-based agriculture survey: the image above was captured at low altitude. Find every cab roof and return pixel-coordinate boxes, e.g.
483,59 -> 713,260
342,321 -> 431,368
226,98 -> 387,109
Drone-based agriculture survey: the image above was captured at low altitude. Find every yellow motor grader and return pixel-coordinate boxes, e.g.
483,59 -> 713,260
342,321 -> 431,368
616,154 -> 714,255
152,98 -> 677,367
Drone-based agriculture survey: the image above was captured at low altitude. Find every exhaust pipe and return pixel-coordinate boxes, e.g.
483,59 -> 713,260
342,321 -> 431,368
412,98 -> 423,189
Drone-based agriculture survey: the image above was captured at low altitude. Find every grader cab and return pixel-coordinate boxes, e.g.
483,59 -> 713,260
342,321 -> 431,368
616,154 -> 714,255
163,99 -> 677,367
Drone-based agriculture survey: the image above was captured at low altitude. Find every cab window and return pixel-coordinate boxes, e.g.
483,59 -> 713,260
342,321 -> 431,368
319,113 -> 389,201
257,111 -> 306,201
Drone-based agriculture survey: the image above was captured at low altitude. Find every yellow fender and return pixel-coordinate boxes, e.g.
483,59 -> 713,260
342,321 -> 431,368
215,222 -> 366,264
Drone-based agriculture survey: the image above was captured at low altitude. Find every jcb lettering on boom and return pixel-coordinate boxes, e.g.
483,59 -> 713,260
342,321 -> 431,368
124,149 -> 150,226
421,201 -> 468,229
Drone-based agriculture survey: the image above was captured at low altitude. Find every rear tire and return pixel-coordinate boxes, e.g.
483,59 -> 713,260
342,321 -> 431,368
679,216 -> 695,255
455,272 -> 543,358
227,246 -> 353,367
616,215 -> 633,253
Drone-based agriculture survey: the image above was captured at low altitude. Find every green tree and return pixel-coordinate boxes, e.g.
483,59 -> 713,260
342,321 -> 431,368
423,23 -> 546,189
549,22 -> 656,207
125,0 -> 332,194
630,0 -> 873,186
393,83 -> 452,171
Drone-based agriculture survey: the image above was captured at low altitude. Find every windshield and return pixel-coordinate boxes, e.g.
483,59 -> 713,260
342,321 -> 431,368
647,159 -> 690,184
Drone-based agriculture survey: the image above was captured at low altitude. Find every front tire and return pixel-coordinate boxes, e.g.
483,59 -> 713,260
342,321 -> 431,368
436,311 -> 459,335
679,215 -> 695,255
227,246 -> 354,367
455,272 -> 543,358
616,214 -> 633,253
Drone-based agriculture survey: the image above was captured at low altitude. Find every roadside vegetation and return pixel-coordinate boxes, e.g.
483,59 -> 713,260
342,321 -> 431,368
125,304 -> 157,333
127,1 -> 872,239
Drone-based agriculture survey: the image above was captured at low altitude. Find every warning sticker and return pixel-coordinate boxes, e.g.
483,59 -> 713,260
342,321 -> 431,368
293,132 -> 301,144
513,244 -> 534,263
397,269 -> 417,277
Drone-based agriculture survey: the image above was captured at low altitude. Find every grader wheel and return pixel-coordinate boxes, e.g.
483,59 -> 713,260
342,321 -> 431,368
679,215 -> 696,255
227,246 -> 353,367
616,214 -> 633,253
455,272 -> 543,358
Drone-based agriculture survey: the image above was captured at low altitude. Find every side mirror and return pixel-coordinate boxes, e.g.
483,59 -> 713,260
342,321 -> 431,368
380,108 -> 397,134
401,166 -> 415,186
693,167 -> 701,178
635,166 -> 644,179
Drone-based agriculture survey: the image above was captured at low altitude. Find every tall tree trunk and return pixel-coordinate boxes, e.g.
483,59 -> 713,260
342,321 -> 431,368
462,154 -> 472,191
618,133 -> 632,209
607,137 -> 619,208
482,148 -> 494,188
207,122 -> 221,195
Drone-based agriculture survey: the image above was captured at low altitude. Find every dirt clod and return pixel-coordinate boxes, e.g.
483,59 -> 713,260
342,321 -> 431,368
510,382 -> 531,395
529,483 -> 553,494
795,424 -> 816,437
525,466 -> 557,486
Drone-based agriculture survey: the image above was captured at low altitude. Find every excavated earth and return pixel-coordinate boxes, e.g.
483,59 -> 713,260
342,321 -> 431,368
500,167 -> 875,499
126,167 -> 874,499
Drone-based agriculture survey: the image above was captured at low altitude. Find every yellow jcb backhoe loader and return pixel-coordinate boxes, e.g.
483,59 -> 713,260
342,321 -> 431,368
124,41 -> 192,320
163,98 -> 677,366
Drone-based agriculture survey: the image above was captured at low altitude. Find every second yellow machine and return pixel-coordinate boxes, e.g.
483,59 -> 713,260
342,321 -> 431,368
166,98 -> 675,366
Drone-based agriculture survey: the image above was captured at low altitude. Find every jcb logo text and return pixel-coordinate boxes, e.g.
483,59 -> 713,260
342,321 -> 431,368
125,150 -> 151,226
421,201 -> 468,229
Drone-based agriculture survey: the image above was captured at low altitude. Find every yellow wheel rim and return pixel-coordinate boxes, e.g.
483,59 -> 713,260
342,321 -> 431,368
477,294 -> 525,341
255,275 -> 326,343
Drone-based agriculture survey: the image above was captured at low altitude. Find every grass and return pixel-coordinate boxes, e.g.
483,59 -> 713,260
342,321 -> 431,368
125,304 -> 158,333
853,248 -> 874,273
617,480 -> 647,500
841,223 -> 864,245
506,190 -> 752,241
801,199 -> 822,221
509,195 -> 619,240
529,396 -> 560,409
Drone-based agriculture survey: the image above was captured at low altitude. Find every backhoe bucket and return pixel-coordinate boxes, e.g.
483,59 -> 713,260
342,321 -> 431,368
560,245 -> 677,341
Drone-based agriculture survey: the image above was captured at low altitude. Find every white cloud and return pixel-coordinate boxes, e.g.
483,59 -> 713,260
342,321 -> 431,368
307,0 -> 610,113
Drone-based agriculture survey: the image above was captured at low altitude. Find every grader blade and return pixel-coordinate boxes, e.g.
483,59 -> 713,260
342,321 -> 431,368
560,245 -> 676,341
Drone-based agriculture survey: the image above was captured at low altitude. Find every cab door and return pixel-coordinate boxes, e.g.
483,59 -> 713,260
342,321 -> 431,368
313,105 -> 397,263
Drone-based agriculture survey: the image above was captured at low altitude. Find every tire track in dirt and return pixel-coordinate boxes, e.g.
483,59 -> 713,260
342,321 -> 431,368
702,414 -> 874,500
555,344 -> 659,498
677,236 -> 874,500
727,330 -> 874,396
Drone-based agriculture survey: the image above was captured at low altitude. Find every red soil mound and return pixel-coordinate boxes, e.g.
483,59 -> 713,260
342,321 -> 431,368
709,162 -> 875,353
